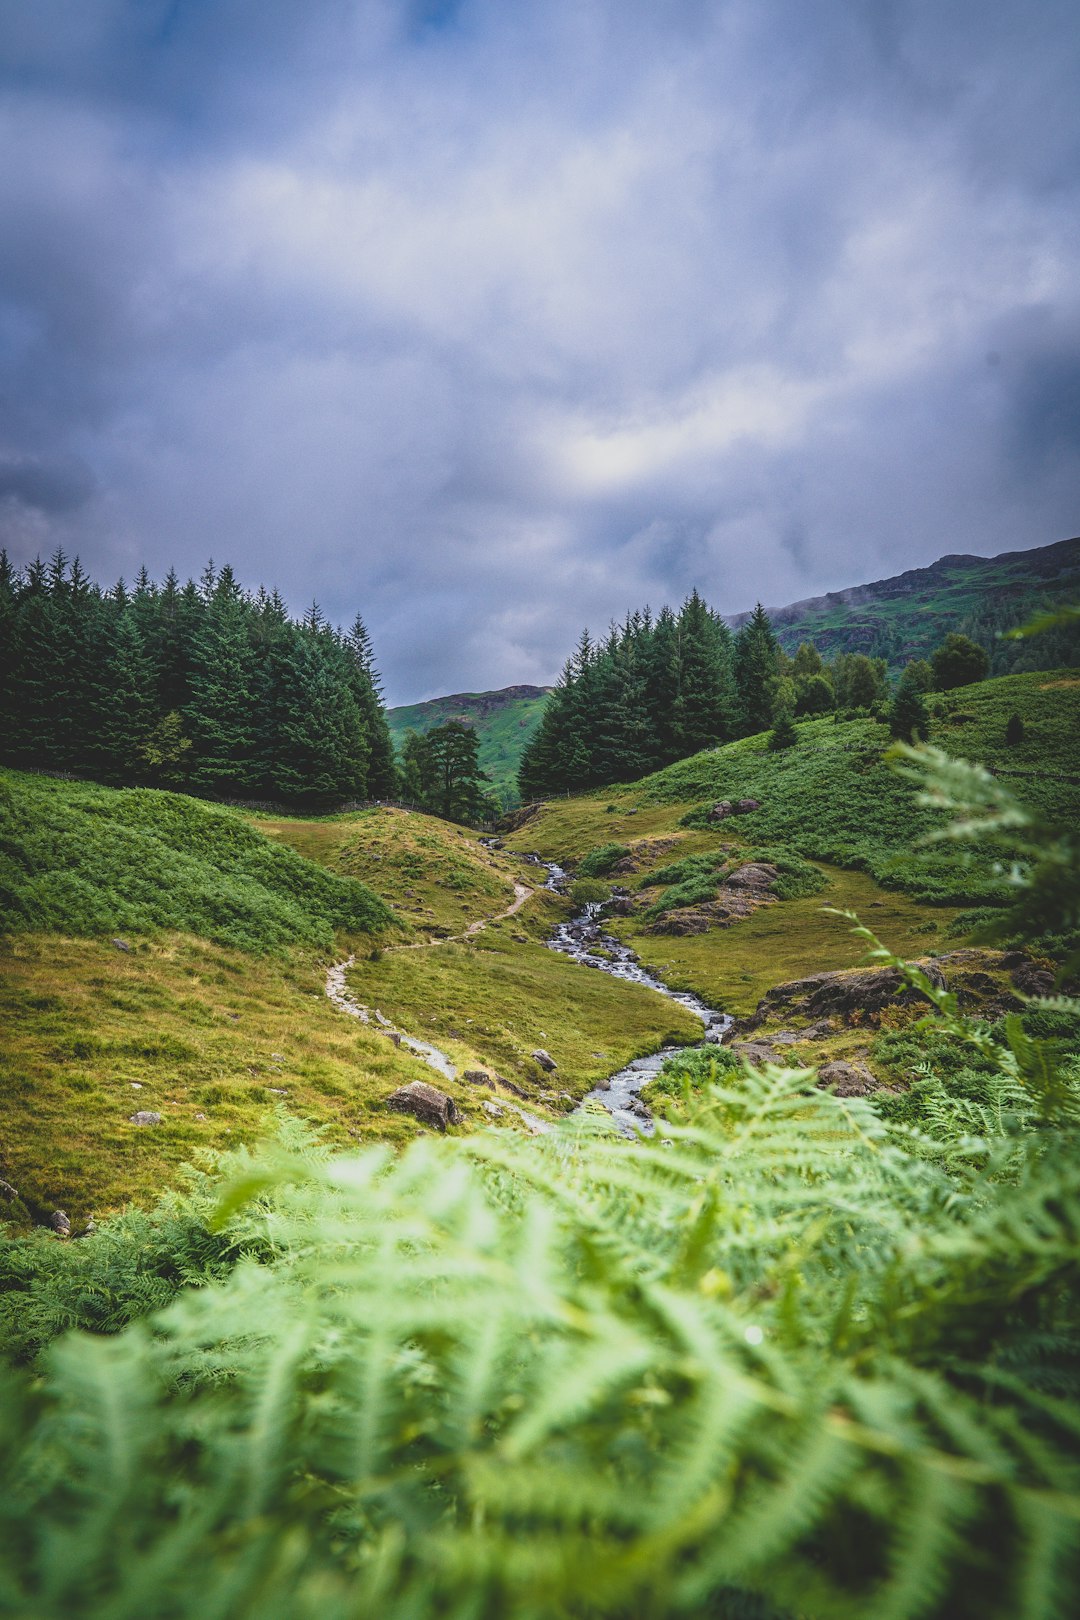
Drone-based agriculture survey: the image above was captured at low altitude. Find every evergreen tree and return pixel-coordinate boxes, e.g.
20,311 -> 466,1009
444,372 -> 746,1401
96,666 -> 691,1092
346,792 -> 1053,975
345,615 -> 397,797
424,720 -> 489,822
100,611 -> 157,782
769,704 -> 798,751
186,593 -> 258,793
834,652 -> 887,710
674,590 -> 736,754
734,604 -> 779,735
888,676 -> 930,743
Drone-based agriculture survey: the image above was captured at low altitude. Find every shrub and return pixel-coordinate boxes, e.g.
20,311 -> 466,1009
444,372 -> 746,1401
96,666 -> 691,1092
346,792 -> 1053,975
577,842 -> 631,877
569,877 -> 612,906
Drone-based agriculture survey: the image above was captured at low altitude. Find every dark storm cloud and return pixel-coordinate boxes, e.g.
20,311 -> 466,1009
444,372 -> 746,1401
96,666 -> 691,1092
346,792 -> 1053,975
0,450 -> 95,513
0,0 -> 1077,701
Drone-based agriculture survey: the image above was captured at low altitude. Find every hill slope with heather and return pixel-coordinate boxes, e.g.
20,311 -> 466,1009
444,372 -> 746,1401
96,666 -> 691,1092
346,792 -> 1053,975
729,533 -> 1080,673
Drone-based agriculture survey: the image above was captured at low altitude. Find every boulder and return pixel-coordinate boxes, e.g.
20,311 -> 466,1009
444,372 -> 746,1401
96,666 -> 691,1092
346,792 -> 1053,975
746,961 -> 947,1026
531,1049 -> 558,1072
386,1081 -> 459,1131
723,862 -> 778,892
129,1110 -> 162,1126
493,1072 -> 530,1099
730,1040 -> 781,1065
816,1060 -> 878,1097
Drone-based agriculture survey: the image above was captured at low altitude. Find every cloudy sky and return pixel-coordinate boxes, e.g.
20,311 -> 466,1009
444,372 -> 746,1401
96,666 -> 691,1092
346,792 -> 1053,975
1,0 -> 1078,702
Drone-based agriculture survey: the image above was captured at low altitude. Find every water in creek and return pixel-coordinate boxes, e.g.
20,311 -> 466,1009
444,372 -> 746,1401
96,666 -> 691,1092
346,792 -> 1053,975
530,856 -> 733,1136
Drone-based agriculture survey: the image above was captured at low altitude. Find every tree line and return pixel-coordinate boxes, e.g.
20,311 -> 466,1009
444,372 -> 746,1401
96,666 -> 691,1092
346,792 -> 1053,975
519,591 -> 997,795
0,552 -> 397,804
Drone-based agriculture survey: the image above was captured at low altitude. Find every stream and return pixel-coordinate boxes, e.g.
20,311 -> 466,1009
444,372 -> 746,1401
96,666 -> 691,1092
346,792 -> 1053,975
520,855 -> 733,1135
327,853 -> 732,1137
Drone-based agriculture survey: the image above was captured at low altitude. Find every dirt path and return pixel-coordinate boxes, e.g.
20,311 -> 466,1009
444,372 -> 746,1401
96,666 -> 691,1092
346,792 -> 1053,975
323,878 -> 552,1133
392,879 -> 535,950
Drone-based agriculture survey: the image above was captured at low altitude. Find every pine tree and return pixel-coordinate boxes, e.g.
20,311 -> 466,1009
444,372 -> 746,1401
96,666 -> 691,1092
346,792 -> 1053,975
345,615 -> 397,797
186,593 -> 257,793
888,676 -> 930,742
734,603 -> 779,735
769,704 -> 798,750
100,612 -> 158,782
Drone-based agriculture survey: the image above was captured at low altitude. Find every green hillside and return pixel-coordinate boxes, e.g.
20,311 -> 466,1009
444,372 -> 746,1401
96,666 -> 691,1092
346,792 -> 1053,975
504,668 -> 1080,1011
387,685 -> 550,805
731,533 -> 1080,674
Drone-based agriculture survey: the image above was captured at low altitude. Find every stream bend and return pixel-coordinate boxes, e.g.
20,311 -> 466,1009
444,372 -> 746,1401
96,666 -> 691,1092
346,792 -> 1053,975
326,856 -> 732,1137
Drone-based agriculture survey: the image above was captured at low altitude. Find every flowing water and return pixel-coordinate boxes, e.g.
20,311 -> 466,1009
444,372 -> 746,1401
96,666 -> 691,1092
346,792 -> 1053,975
328,850 -> 732,1136
524,855 -> 733,1135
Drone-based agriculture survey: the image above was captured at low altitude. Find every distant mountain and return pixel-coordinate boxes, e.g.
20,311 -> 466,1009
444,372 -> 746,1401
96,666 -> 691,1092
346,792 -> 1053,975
728,535 -> 1080,674
391,537 -> 1079,803
387,685 -> 552,805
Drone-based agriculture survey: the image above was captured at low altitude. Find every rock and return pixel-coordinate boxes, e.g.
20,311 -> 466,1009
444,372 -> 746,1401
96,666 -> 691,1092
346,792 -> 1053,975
464,1069 -> 496,1090
129,1110 -> 162,1126
747,961 -> 948,1026
723,862 -> 778,892
386,1081 -> 459,1131
492,1072 -> 530,1099
708,798 -> 760,820
816,1060 -> 878,1097
730,1040 -> 781,1065
112,937 -> 133,953
1007,955 -> 1056,998
531,1049 -> 558,1072
50,1210 -> 71,1238
0,1179 -> 19,1200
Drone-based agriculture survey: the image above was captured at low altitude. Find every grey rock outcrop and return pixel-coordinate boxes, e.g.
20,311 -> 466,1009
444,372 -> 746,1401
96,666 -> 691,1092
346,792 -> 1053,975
816,1060 -> 878,1097
386,1081 -> 459,1130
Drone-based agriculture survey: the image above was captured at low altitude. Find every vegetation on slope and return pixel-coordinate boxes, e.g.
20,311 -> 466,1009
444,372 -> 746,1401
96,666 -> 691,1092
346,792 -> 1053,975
0,771 -> 393,953
388,685 -> 551,805
734,532 -> 1080,675
503,669 -> 1080,1011
1,750 -> 1078,1617
630,669 -> 1080,901
252,804 -> 517,938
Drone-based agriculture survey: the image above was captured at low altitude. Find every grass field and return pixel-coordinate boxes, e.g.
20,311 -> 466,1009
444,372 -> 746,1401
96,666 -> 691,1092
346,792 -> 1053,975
1,781 -> 699,1224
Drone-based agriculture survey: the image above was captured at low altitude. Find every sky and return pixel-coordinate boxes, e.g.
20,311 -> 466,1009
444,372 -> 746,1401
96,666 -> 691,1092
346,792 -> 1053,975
1,1 -> 1078,704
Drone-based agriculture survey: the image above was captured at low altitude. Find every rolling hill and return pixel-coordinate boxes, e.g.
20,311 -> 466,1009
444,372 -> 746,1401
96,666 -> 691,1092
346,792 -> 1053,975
387,685 -> 551,805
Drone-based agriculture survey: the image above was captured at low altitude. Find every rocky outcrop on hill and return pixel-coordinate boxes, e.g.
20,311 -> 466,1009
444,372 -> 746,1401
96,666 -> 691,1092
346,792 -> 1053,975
645,861 -> 778,935
741,948 -> 1044,1032
386,1081 -> 459,1130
